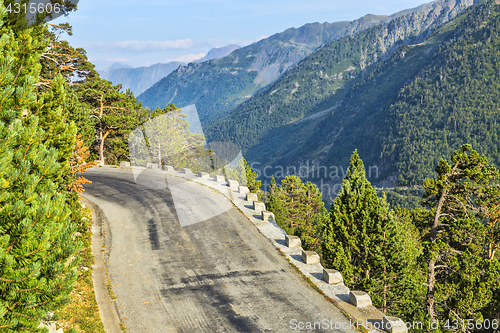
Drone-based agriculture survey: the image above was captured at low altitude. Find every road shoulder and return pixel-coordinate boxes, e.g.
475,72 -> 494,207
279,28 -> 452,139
81,196 -> 123,333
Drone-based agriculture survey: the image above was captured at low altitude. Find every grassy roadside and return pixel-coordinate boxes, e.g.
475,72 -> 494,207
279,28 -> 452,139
55,204 -> 106,332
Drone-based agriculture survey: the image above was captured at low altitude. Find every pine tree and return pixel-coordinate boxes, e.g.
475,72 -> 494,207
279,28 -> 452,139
293,180 -> 326,251
322,150 -> 425,323
78,77 -> 147,164
322,150 -> 383,285
422,144 -> 500,324
265,175 -> 325,250
244,157 -> 261,194
31,73 -> 77,187
265,175 -> 285,222
223,157 -> 261,194
365,206 -> 426,323
0,18 -> 81,331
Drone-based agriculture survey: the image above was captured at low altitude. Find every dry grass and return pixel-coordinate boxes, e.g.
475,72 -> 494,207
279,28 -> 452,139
55,206 -> 106,333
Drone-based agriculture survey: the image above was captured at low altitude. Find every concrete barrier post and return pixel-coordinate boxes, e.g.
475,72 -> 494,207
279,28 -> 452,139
239,186 -> 249,194
227,180 -> 239,190
301,250 -> 320,265
285,235 -> 301,248
214,175 -> 225,182
253,201 -> 265,212
246,193 -> 258,202
120,161 -> 130,167
165,165 -> 175,172
349,291 -> 372,308
181,168 -> 193,174
382,316 -> 408,333
323,269 -> 343,285
198,172 -> 210,178
261,211 -> 274,221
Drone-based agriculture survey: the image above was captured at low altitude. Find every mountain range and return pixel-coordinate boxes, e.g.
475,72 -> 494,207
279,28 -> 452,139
136,4 -> 444,124
99,62 -> 185,96
207,0 -> 500,191
98,45 -> 241,96
195,44 -> 241,63
126,0 -> 500,197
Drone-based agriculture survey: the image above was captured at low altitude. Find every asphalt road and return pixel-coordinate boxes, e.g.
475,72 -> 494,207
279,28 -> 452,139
83,168 -> 356,333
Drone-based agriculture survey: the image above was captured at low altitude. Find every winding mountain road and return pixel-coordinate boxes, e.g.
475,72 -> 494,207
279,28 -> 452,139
83,168 -> 355,333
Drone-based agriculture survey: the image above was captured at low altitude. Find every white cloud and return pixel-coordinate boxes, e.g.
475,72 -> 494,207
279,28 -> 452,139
166,53 -> 206,63
85,39 -> 194,51
105,57 -> 130,62
201,36 -> 268,48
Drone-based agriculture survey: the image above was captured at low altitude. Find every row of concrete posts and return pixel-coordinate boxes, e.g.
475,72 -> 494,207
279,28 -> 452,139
117,162 -> 408,333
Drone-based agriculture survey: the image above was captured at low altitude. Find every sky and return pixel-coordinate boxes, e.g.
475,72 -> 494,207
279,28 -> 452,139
52,0 -> 433,70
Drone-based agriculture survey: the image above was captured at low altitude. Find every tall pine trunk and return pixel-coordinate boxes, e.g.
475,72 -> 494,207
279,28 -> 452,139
427,189 -> 448,322
99,124 -> 105,164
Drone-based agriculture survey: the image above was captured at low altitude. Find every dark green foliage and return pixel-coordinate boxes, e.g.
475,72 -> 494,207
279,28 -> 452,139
0,18 -> 80,331
377,187 -> 424,210
138,18 -> 403,125
38,30 -> 97,148
322,151 -> 425,323
378,207 -> 427,321
77,76 -> 148,164
364,207 -> 426,324
31,74 -> 77,188
421,144 -> 500,326
265,175 -> 326,251
244,157 -> 261,194
322,150 -> 388,285
207,0 -> 500,192
265,176 -> 284,219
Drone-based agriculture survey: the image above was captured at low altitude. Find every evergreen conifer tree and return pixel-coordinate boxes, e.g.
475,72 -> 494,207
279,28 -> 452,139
223,157 -> 262,195
265,175 -> 325,250
244,158 -> 261,194
0,11 -> 80,331
265,176 -> 285,223
322,150 -> 425,323
422,144 -> 500,324
365,206 -> 426,323
78,77 -> 147,164
322,150 -> 383,285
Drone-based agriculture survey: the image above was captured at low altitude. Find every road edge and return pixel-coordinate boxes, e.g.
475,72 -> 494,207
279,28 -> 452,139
80,196 -> 123,333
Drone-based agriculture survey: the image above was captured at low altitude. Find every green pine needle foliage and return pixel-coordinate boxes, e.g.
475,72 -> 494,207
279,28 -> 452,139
322,150 -> 426,324
265,174 -> 326,251
0,11 -> 81,332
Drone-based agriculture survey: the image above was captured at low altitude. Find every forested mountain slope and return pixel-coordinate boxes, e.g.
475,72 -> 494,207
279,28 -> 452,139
207,0 -> 491,188
137,2 -> 440,125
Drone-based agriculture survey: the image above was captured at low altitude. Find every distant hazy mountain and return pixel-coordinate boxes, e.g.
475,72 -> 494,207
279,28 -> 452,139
99,63 -> 134,74
99,45 -> 241,96
137,1 -> 441,125
195,44 -> 240,63
99,62 -> 185,96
